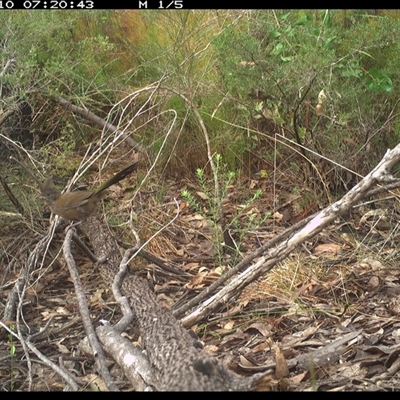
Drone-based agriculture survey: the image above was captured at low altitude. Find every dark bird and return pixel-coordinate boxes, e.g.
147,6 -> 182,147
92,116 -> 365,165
40,161 -> 138,221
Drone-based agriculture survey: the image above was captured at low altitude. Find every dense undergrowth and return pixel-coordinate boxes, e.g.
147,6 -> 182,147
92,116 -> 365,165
2,10 -> 400,391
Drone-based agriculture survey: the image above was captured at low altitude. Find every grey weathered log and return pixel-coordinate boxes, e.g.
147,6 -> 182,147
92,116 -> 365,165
96,323 -> 155,391
80,218 -> 261,391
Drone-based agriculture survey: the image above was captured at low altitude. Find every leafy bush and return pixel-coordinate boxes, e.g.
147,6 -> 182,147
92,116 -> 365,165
212,10 -> 400,192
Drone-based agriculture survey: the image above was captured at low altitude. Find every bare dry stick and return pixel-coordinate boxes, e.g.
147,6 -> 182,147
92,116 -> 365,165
52,95 -> 147,153
182,146 -> 400,327
174,174 -> 400,318
173,214 -> 313,318
0,58 -> 16,78
63,228 -> 119,391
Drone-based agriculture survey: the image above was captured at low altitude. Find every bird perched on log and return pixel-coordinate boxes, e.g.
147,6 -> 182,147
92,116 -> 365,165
40,161 -> 138,222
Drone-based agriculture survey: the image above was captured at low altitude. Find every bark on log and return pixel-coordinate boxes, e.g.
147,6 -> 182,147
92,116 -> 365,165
80,218 -> 262,391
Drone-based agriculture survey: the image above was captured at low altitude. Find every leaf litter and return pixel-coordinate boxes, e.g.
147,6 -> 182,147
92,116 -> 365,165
2,176 -> 400,391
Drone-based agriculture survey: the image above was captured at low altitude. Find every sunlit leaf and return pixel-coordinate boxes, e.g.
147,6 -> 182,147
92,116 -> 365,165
271,42 -> 284,55
270,29 -> 281,38
365,68 -> 393,92
294,15 -> 309,26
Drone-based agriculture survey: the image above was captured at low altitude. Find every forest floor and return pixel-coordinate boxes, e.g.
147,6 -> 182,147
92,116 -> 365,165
1,170 -> 400,391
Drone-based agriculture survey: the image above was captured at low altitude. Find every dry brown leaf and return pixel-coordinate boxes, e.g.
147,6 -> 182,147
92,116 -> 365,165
223,320 -> 235,330
273,343 -> 289,379
81,374 -> 108,391
239,354 -> 256,367
56,342 -> 70,354
252,341 -> 271,353
179,200 -> 189,211
314,243 -> 341,255
360,258 -> 384,271
273,211 -> 283,222
181,214 -> 206,222
55,307 -> 71,315
204,344 -> 219,354
368,276 -> 380,288
290,371 -> 308,384
196,191 -> 209,200
360,208 -> 387,226
89,288 -> 106,307
249,179 -> 258,189
185,271 -> 208,289
252,374 -> 272,391
244,322 -> 272,337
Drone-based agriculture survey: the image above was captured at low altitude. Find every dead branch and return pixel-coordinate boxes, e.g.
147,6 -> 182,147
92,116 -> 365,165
0,58 -> 16,78
173,213 -> 314,319
0,223 -> 76,390
52,96 -> 147,153
0,174 -> 24,215
181,145 -> 400,327
172,175 -> 400,320
63,228 -> 119,391
96,323 -> 156,391
2,230 -> 57,324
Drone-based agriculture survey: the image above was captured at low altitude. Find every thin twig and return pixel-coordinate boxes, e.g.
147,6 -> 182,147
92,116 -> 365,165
0,321 -> 79,391
63,228 -> 119,391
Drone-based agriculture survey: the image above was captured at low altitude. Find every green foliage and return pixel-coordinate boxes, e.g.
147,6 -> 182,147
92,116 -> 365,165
182,154 -> 267,265
182,155 -> 235,221
181,188 -> 201,213
2,12 -> 106,89
364,68 -> 393,92
228,190 -> 270,265
2,10 -> 400,194
0,11 -> 127,153
211,10 -> 400,181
